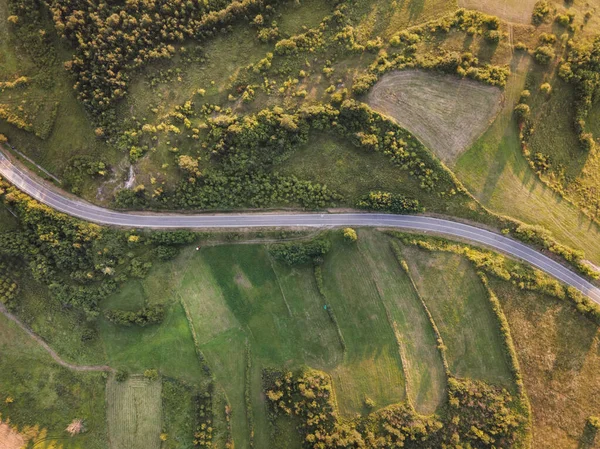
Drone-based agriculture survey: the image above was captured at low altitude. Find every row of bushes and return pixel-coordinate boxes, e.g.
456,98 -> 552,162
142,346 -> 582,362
104,304 -> 165,327
511,223 -> 599,279
269,237 -> 331,265
559,36 -> 600,152
357,191 -> 422,214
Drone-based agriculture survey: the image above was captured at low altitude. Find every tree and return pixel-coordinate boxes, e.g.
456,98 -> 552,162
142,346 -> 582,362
514,103 -> 531,121
342,228 -> 358,243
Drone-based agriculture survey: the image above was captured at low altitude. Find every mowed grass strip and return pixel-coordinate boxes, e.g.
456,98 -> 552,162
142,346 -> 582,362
322,234 -> 406,416
402,245 -> 513,388
106,375 -> 162,449
356,230 -> 446,414
492,279 -> 600,449
366,70 -> 502,165
201,329 -> 250,449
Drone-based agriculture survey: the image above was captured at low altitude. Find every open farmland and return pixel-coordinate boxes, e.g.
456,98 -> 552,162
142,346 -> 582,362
106,375 -> 162,449
401,245 -> 514,388
366,71 -> 503,164
354,230 -> 447,414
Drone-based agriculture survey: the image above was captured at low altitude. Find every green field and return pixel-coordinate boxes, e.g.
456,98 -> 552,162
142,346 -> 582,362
0,313 -> 107,449
99,301 -> 206,383
401,245 -> 514,388
106,375 -> 162,449
352,230 -> 447,414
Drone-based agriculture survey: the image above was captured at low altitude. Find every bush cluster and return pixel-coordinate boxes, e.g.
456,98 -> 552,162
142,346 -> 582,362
357,191 -> 421,214
193,390 -> 214,447
269,238 -> 331,265
263,368 -> 523,448
559,36 -> 600,151
35,0 -> 282,129
104,304 -> 165,327
0,179 -> 195,319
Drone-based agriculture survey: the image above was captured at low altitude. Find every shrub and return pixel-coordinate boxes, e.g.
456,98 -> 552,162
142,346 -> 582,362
532,0 -> 551,24
342,228 -> 358,243
519,90 -> 531,103
116,370 -> 129,382
484,29 -> 502,43
269,238 -> 331,265
534,45 -> 555,64
554,14 -> 570,27
540,82 -> 552,95
514,103 -> 531,121
144,369 -> 159,381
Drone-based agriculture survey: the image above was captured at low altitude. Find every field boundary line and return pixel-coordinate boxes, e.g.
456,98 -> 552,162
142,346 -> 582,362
390,241 -> 451,376
0,302 -> 113,372
480,275 -> 533,449
267,255 -> 293,317
313,265 -> 347,355
357,242 -> 411,401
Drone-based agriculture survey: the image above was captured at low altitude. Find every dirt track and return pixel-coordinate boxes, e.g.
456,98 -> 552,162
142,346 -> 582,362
0,302 -> 113,372
366,70 -> 503,165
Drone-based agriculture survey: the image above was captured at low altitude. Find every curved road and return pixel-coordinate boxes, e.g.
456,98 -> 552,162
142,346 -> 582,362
1,150 -> 600,304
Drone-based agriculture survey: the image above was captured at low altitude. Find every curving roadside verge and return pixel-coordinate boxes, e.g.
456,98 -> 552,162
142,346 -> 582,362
1,150 -> 600,305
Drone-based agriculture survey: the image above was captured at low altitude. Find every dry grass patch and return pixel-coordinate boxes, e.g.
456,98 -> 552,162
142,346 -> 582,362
0,422 -> 25,449
367,70 -> 502,165
458,0 -> 538,23
106,375 -> 162,449
493,279 -> 600,449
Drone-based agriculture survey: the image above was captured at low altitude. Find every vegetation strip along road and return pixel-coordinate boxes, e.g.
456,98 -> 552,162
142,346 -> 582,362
1,148 -> 599,304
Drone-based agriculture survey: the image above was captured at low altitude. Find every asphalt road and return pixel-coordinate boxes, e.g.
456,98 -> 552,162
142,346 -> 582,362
2,150 -> 600,304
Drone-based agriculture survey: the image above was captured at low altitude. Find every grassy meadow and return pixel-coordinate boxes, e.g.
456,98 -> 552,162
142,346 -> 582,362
455,57 -> 600,264
492,279 -> 600,449
0,313 -> 108,449
401,245 -> 514,388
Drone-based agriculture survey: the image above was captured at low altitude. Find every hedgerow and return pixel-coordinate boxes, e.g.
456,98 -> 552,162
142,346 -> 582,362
105,304 -> 165,326
559,36 -> 600,152
269,237 -> 331,265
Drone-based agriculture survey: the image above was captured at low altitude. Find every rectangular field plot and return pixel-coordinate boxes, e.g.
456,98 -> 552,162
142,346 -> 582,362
356,230 -> 446,414
402,246 -> 513,388
321,233 -> 407,416
106,375 -> 162,449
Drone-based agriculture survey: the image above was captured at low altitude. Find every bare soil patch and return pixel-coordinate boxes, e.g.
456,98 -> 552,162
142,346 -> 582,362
366,70 -> 503,165
0,423 -> 25,449
458,0 -> 538,24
